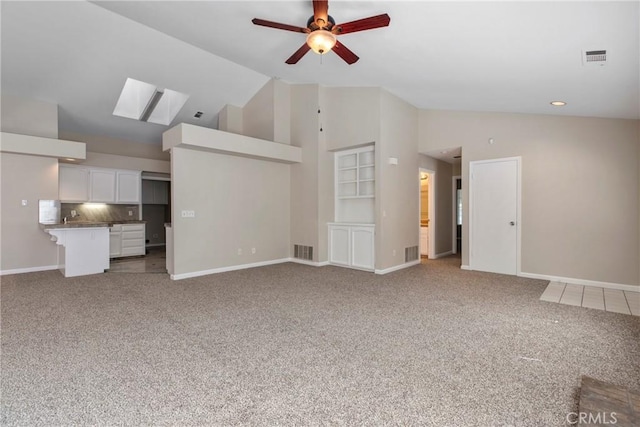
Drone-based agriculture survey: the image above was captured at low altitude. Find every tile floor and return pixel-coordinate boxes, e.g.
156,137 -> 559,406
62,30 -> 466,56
540,281 -> 640,316
107,246 -> 167,274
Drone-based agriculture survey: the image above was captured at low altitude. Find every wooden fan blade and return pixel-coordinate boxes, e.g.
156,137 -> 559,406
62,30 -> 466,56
286,43 -> 312,64
252,18 -> 308,33
332,13 -> 390,35
332,40 -> 359,64
313,0 -> 329,25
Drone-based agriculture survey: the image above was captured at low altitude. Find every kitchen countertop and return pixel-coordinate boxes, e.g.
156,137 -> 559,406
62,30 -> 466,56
40,220 -> 146,229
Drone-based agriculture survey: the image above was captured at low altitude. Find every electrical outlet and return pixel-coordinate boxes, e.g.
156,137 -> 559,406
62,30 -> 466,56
181,210 -> 196,218
392,249 -> 396,256
251,247 -> 256,254
128,210 -> 133,216
237,248 -> 242,255
21,200 -> 28,206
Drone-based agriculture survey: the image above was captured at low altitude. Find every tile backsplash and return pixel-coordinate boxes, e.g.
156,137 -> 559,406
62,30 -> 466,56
61,203 -> 139,222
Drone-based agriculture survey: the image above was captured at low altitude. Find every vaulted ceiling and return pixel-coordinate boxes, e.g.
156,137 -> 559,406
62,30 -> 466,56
2,1 -> 638,147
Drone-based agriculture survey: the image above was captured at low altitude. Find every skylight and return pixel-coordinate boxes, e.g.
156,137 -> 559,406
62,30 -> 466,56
113,78 -> 189,126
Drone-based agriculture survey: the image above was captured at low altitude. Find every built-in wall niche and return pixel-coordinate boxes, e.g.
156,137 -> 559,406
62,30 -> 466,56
334,145 -> 375,223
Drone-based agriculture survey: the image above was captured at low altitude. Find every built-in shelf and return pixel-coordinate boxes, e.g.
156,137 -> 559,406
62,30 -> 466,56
336,146 -> 375,198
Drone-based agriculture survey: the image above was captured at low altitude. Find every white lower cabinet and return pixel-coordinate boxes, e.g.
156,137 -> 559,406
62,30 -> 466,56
109,229 -> 122,257
109,223 -> 145,258
328,223 -> 375,271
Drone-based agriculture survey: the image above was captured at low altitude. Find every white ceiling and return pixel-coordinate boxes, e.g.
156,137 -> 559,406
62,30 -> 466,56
2,1 -> 638,147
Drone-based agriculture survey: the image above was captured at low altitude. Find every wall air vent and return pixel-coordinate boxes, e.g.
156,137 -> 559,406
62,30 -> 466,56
582,49 -> 607,66
294,244 -> 313,261
405,246 -> 419,262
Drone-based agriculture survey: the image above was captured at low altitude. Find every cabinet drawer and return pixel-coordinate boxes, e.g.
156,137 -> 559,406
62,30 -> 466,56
122,239 -> 144,248
121,246 -> 145,256
122,230 -> 145,240
121,224 -> 144,232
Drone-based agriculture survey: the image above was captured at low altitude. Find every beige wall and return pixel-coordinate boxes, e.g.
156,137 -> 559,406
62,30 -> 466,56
60,131 -> 169,161
376,90 -> 419,270
1,95 -> 58,138
218,104 -> 243,135
289,85 -> 322,260
0,153 -> 59,272
420,110 -> 640,286
419,155 -> 454,256
324,87 -> 380,151
171,147 -> 290,275
242,79 -> 275,142
67,151 -> 170,174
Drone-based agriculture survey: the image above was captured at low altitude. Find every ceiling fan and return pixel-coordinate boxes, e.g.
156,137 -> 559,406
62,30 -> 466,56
252,0 -> 390,65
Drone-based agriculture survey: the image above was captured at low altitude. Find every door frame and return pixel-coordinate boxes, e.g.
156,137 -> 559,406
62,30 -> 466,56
452,175 -> 461,255
468,157 -> 522,275
418,168 -> 435,259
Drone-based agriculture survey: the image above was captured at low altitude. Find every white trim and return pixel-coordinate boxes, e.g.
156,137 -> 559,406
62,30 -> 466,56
0,265 -> 59,276
519,271 -> 640,293
469,156 -> 522,276
288,258 -> 330,267
375,260 -> 421,275
432,250 -> 453,259
170,258 -> 290,280
460,264 -> 471,270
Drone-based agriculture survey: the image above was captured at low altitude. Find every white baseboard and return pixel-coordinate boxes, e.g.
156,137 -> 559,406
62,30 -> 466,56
288,258 -> 330,267
519,271 -> 639,293
0,265 -> 59,276
375,260 -> 420,275
170,258 -> 290,280
460,264 -> 471,270
433,250 -> 453,259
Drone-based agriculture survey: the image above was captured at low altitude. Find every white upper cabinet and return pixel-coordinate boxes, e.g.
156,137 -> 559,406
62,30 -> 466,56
59,165 -> 89,202
89,169 -> 116,202
116,171 -> 141,204
142,179 -> 169,205
59,164 -> 141,204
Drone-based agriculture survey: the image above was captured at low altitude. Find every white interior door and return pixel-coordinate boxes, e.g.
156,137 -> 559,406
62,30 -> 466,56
470,158 -> 520,275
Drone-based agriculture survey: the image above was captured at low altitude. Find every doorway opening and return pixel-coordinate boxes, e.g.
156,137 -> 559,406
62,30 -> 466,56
452,176 -> 462,254
419,168 -> 435,259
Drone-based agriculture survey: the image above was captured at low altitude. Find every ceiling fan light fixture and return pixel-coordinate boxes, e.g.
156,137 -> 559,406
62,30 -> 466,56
306,30 -> 336,54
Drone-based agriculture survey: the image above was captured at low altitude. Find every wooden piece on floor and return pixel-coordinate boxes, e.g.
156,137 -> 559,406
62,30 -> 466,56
579,375 -> 639,427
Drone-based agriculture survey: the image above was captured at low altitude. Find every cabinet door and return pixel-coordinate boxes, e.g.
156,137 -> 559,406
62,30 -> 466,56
153,180 -> 169,205
117,171 -> 141,203
329,225 -> 351,266
109,231 -> 122,258
59,166 -> 89,202
351,226 -> 375,271
90,170 -> 116,202
141,180 -> 154,204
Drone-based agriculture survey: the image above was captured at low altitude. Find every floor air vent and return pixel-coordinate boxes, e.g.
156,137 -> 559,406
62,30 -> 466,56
405,246 -> 419,262
294,244 -> 313,261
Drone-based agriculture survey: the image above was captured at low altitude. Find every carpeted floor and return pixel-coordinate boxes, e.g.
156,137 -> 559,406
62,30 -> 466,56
1,256 -> 639,426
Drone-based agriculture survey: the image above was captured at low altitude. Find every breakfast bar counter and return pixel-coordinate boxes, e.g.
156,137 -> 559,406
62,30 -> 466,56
41,223 -> 109,277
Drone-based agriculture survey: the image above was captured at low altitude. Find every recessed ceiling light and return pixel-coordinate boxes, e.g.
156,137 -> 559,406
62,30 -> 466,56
550,101 -> 567,106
